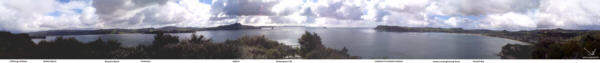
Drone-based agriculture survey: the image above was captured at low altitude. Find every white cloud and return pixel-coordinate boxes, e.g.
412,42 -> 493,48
92,0 -> 168,28
1,0 -> 600,32
478,12 -> 537,31
536,0 -> 600,29
0,0 -> 93,32
1,0 -> 56,14
435,0 -> 539,16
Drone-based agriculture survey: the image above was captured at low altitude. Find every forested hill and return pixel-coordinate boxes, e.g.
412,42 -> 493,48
375,25 -> 596,44
375,25 -> 600,59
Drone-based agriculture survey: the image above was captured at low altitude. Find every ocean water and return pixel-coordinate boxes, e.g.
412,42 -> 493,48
32,27 -> 526,59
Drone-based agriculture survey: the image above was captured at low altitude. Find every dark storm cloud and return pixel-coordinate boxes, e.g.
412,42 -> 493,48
212,0 -> 279,16
92,0 -> 168,26
442,0 -> 540,16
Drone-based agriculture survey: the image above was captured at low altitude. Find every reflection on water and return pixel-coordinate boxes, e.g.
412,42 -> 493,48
32,27 -> 525,59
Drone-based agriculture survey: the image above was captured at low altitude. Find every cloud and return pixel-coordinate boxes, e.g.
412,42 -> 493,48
0,0 -> 94,32
435,0 -> 539,16
92,0 -> 168,27
477,12 -> 537,31
212,0 -> 280,16
1,0 -> 56,14
1,0 -> 600,33
372,0 -> 541,30
311,0 -> 366,20
91,0 -> 227,29
536,0 -> 600,30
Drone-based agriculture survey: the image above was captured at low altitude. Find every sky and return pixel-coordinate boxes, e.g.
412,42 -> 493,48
0,0 -> 599,33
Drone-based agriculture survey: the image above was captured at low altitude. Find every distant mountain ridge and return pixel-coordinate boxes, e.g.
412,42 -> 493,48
28,23 -> 261,37
375,25 -> 596,44
375,25 -> 600,59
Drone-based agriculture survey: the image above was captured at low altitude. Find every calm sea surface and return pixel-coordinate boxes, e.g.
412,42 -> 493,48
32,27 -> 526,59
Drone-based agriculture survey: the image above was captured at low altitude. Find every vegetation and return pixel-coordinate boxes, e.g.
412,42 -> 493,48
298,32 -> 359,59
376,25 -> 594,44
376,25 -> 600,59
493,30 -> 600,59
499,44 -> 534,59
530,32 -> 600,59
0,31 -> 124,59
0,32 -> 36,58
0,31 -> 355,59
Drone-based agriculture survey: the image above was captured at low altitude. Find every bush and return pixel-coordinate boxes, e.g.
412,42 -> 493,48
0,31 -> 355,59
298,31 -> 356,59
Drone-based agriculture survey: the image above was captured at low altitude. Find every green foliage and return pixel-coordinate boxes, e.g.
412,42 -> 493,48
377,25 -> 600,59
190,33 -> 211,44
297,31 -> 357,59
531,31 -> 600,59
87,38 -> 122,58
341,47 -> 348,53
499,44 -> 534,59
152,32 -> 179,48
0,31 -> 357,59
34,37 -> 124,59
298,32 -> 324,55
0,31 -> 36,58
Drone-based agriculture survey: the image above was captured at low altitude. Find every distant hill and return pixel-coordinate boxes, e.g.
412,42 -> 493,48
374,25 -> 596,44
375,25 -> 600,59
375,25 -> 473,33
28,23 -> 261,37
209,23 -> 260,30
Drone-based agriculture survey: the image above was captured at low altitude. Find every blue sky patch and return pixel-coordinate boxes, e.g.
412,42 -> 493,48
72,9 -> 83,14
430,15 -> 451,20
57,0 -> 70,3
47,11 -> 62,16
199,0 -> 212,4
460,15 -> 482,20
430,15 -> 483,21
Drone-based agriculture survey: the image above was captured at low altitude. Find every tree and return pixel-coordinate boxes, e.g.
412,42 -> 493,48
88,38 -> 108,58
342,46 -> 348,53
298,31 -> 324,55
37,37 -> 89,58
0,31 -> 36,58
152,32 -> 179,48
88,38 -> 122,58
190,33 -> 211,44
297,31 -> 354,59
